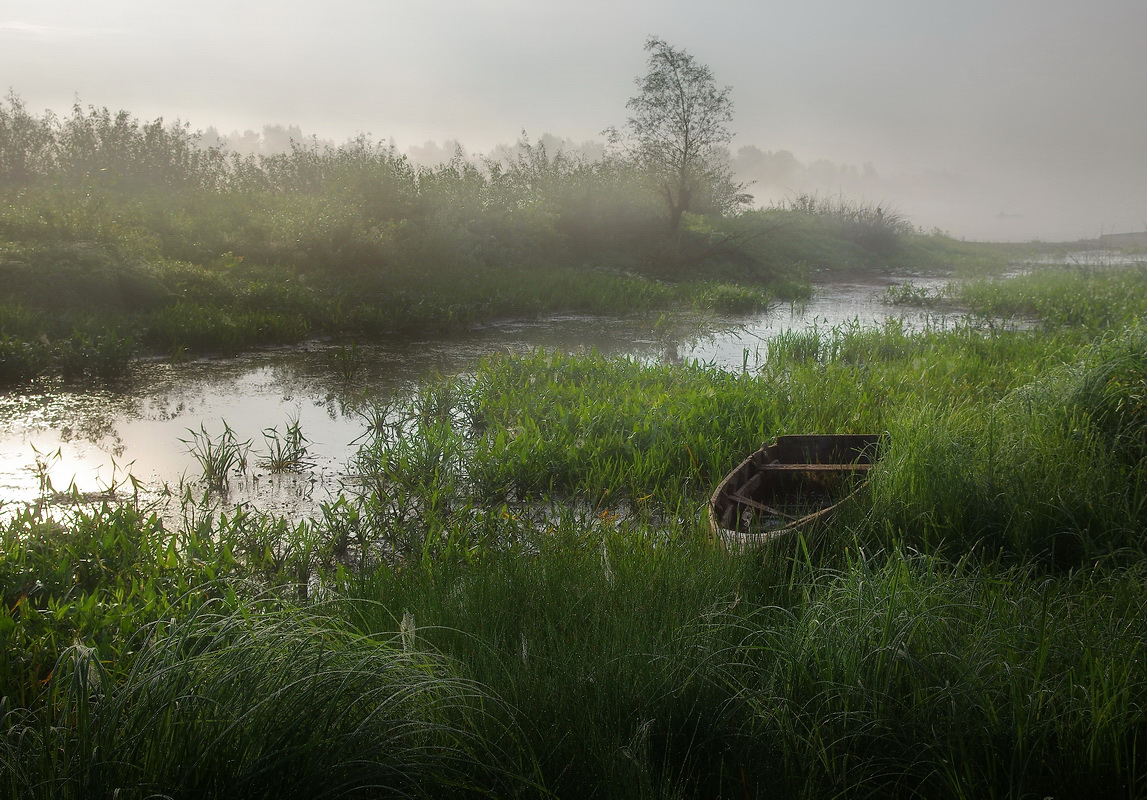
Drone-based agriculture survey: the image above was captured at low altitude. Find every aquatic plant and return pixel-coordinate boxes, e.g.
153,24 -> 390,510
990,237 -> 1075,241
881,279 -> 951,307
332,341 -> 366,384
180,421 -> 251,491
258,418 -> 316,473
0,332 -> 50,386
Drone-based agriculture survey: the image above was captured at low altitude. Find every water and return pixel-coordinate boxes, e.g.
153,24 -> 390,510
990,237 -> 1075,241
0,276 -> 954,522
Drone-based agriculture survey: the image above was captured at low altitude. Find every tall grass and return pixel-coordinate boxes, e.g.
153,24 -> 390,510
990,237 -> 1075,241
337,517 -> 780,799
334,522 -> 1147,799
722,551 -> 1147,799
869,327 -> 1147,564
5,226 -> 1147,796
3,604 -> 528,800
957,262 -> 1147,330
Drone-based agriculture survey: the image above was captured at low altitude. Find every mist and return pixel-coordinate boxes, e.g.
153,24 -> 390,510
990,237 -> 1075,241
3,0 -> 1144,241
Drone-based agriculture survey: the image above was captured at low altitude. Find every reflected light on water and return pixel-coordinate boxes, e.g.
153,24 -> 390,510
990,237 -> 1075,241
0,277 -> 966,523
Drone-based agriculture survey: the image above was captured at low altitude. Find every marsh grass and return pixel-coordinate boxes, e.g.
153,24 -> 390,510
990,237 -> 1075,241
181,421 -> 251,491
4,604 -> 527,800
338,517 -> 777,799
722,551 -> 1147,799
6,241 -> 1147,796
957,262 -> 1147,330
869,327 -> 1147,564
0,502 -> 243,708
332,341 -> 366,384
258,418 -> 316,473
881,279 -> 952,307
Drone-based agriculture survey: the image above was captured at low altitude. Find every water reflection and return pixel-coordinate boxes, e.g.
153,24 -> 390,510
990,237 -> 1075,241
0,277 -> 955,522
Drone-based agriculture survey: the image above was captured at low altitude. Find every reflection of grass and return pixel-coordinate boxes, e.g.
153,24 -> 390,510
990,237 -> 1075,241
180,422 -> 250,491
258,418 -> 316,473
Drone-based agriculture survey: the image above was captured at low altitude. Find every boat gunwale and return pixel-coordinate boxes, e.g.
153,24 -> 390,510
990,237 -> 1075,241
708,433 -> 885,546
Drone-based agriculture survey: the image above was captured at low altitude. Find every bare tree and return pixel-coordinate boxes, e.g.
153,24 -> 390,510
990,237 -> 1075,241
611,37 -> 749,236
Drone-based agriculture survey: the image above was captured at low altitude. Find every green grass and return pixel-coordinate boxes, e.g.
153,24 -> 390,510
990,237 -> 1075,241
180,421 -> 251,491
0,94 -> 1036,387
957,262 -> 1147,330
3,108 -> 1147,796
3,603 -> 526,800
6,293 -> 1147,796
258,418 -> 316,473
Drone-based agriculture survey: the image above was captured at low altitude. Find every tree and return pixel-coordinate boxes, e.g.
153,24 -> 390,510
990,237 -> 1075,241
612,37 -> 749,236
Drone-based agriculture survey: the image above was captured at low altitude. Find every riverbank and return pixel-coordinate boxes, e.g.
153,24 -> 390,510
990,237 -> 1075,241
3,260 -> 1146,798
0,98 -> 1043,388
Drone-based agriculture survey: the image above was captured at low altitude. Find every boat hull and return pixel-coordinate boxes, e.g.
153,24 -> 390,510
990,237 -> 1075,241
708,434 -> 884,546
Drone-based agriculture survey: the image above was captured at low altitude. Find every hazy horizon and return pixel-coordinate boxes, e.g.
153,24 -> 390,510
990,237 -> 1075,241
3,0 -> 1144,242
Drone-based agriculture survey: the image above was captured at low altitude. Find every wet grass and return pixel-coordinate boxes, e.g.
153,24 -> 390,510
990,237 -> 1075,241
3,235 -> 1147,796
3,603 -> 524,800
957,261 -> 1147,330
180,422 -> 251,491
258,418 -> 316,473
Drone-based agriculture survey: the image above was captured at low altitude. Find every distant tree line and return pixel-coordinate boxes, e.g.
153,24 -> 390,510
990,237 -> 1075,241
0,35 -> 917,289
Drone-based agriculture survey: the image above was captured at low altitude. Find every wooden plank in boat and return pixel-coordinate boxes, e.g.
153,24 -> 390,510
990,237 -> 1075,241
757,463 -> 873,472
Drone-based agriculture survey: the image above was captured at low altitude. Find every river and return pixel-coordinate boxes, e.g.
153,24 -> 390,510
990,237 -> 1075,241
0,276 -> 961,522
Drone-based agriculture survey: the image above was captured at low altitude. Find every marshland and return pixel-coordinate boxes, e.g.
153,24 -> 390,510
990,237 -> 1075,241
2,86 -> 1146,800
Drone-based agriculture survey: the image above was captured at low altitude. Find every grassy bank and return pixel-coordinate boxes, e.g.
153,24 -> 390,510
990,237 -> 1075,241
0,97 -> 1030,387
3,259 -> 1146,797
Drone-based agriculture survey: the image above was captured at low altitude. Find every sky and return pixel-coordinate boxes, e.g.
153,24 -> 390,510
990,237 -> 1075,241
2,0 -> 1145,242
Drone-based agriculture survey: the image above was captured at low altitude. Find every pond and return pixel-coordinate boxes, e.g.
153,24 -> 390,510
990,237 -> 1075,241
0,276 -> 960,523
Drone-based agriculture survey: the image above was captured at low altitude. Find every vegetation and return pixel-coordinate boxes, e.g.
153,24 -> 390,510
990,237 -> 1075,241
4,44 -> 1145,793
0,91 -> 1017,387
3,256 -> 1146,797
608,36 -> 748,236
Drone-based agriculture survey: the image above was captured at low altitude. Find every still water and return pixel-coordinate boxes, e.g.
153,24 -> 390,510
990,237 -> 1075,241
0,277 -> 957,521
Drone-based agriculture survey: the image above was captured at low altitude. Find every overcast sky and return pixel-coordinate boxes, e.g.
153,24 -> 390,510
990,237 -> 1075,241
3,0 -> 1144,241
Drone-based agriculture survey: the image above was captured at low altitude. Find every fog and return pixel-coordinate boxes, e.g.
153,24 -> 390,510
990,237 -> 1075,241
3,0 -> 1144,241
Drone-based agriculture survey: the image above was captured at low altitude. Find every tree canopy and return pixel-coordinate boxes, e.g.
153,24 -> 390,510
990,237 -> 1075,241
615,36 -> 749,235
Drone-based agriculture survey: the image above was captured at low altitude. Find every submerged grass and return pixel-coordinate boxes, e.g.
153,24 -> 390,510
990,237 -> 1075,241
258,418 -> 316,473
180,421 -> 251,491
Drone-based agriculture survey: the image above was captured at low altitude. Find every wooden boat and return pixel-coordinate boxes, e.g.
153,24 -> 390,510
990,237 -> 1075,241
708,434 -> 884,546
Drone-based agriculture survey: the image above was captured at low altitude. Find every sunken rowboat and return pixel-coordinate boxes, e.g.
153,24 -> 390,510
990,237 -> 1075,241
708,434 -> 884,546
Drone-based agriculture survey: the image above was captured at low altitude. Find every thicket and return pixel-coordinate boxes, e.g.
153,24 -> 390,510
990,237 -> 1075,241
0,95 -> 1007,386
